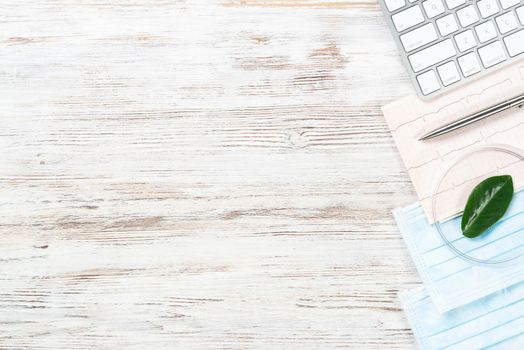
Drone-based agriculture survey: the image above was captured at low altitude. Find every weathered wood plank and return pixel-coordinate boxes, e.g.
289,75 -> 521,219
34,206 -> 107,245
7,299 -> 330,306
0,0 -> 420,348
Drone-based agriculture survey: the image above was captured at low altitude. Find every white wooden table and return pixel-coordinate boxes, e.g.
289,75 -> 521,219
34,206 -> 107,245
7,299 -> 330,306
1,1 -> 421,348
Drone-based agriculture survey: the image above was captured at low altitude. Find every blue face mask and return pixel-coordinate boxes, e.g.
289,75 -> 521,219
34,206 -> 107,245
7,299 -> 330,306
400,283 -> 524,350
393,189 -> 524,313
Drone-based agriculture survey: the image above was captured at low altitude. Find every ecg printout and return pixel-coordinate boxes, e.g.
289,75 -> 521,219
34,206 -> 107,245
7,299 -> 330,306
382,60 -> 524,223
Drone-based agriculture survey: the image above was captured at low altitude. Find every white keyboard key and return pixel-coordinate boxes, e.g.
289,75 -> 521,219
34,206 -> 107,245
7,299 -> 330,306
417,70 -> 440,95
504,29 -> 524,57
458,52 -> 481,76
408,39 -> 456,72
518,6 -> 524,24
400,23 -> 439,52
496,12 -> 519,34
437,61 -> 461,86
457,6 -> 480,27
477,0 -> 500,18
478,41 -> 507,67
500,0 -> 519,9
423,0 -> 445,18
475,21 -> 497,43
445,0 -> 465,10
437,14 -> 459,36
454,30 -> 477,52
385,0 -> 406,12
392,5 -> 425,32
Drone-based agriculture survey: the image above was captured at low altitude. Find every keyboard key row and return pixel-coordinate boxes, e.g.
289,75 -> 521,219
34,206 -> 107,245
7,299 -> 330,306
383,0 -> 519,14
411,36 -> 508,77
386,0 -> 523,25
415,30 -> 524,96
417,60 -> 461,94
417,55 -> 479,95
392,2 -> 524,35
400,7 -> 524,54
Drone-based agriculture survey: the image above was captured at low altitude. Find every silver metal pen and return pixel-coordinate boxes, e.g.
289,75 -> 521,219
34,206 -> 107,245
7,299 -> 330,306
419,93 -> 524,141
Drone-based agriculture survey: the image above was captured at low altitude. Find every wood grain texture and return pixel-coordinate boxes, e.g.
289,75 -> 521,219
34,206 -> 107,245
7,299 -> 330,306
0,0 -> 421,348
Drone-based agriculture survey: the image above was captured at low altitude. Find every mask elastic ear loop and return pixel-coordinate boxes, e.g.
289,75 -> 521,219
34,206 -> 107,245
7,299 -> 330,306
431,144 -> 524,266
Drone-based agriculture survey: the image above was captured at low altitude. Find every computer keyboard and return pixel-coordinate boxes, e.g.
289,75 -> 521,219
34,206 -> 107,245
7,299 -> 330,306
380,0 -> 524,98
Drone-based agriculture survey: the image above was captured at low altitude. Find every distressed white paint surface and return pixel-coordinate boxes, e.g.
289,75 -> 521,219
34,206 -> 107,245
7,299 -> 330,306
1,0 -> 421,348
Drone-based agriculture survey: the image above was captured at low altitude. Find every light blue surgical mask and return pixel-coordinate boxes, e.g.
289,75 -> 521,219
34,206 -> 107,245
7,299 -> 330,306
393,189 -> 524,313
400,283 -> 524,350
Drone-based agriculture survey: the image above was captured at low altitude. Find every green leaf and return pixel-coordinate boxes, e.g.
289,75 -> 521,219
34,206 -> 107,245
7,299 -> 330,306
461,175 -> 514,238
